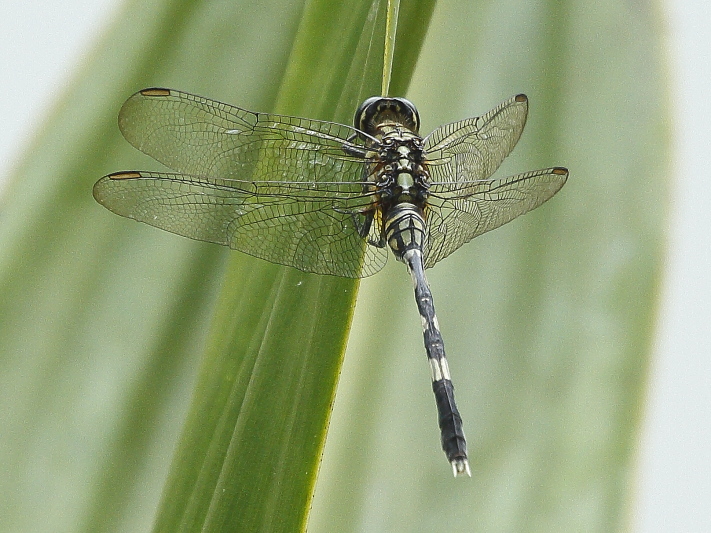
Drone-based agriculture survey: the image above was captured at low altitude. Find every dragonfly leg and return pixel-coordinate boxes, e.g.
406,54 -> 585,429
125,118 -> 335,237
332,206 -> 380,243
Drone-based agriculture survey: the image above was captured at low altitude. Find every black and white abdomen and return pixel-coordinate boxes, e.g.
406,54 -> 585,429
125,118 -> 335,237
384,200 -> 470,476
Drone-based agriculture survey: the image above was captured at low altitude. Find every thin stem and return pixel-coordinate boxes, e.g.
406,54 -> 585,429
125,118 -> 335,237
382,0 -> 400,96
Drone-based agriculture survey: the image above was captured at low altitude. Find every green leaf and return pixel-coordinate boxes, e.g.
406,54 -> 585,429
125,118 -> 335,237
0,0 -> 667,532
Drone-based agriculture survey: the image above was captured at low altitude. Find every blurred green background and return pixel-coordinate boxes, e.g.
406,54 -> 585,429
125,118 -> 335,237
0,0 -> 669,532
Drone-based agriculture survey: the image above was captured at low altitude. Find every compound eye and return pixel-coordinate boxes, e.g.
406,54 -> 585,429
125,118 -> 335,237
354,97 -> 382,131
392,98 -> 420,133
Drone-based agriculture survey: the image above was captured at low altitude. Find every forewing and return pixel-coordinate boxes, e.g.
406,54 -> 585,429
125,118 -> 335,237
93,171 -> 389,278
423,167 -> 568,268
423,94 -> 529,184
117,88 -> 368,182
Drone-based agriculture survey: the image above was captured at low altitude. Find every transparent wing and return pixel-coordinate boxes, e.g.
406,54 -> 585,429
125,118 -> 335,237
423,167 -> 568,268
93,171 -> 389,278
117,88 -> 370,181
423,94 -> 529,184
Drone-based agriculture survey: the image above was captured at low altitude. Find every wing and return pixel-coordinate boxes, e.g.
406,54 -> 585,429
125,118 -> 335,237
423,94 -> 529,184
117,88 -> 370,182
423,167 -> 568,268
93,171 -> 389,278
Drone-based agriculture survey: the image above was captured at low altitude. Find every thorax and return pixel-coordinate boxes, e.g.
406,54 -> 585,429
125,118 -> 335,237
366,123 -> 430,212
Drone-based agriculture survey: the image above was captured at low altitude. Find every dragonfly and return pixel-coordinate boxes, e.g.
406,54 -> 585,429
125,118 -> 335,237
94,88 -> 567,477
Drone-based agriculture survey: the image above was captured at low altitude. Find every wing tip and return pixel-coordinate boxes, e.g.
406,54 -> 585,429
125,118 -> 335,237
515,93 -> 528,103
93,171 -> 143,204
119,89 -> 174,138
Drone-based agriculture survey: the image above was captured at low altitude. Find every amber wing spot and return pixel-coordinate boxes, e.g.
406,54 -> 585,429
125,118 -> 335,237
108,171 -> 142,180
139,88 -> 171,97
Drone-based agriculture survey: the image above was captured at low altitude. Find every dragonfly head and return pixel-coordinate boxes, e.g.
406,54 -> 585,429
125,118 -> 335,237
355,97 -> 420,136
